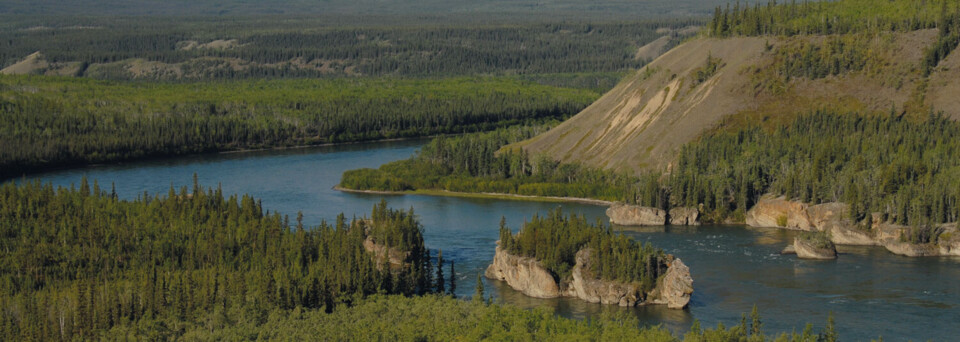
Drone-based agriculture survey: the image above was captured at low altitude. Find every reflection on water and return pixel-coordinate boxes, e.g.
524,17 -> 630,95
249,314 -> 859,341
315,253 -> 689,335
12,139 -> 960,341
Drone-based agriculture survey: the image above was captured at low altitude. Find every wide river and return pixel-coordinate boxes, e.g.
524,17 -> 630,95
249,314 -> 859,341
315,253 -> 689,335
18,140 -> 960,341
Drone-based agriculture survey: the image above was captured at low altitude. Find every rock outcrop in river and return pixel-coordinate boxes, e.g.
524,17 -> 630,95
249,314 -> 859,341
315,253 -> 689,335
746,194 -> 960,257
606,203 -> 700,226
484,246 -> 562,298
793,236 -> 837,260
485,244 -> 693,308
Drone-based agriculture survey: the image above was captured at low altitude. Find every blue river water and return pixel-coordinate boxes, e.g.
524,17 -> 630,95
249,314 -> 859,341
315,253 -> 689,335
16,139 -> 960,341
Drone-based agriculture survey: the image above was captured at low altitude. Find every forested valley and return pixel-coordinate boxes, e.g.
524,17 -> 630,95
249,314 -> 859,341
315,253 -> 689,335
0,180 -> 843,341
0,14 -> 706,179
0,75 -> 603,179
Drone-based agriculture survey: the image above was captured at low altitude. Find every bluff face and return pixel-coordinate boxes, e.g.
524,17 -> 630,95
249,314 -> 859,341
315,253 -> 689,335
606,203 -> 700,226
512,30 -> 959,174
746,194 -> 960,257
485,244 -> 693,309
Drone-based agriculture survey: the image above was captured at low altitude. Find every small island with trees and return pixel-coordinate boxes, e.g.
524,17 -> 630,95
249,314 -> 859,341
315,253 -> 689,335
486,209 -> 693,308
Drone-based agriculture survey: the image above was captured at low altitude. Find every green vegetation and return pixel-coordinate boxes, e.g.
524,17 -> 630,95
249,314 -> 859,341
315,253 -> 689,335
798,231 -> 834,250
346,109 -> 960,229
158,294 -> 844,341
691,54 -> 724,86
339,123 -> 645,202
669,110 -> 960,226
709,0 -> 960,80
923,3 -> 960,76
0,75 -> 600,179
0,180 -> 449,340
0,179 -> 853,340
900,225 -> 945,244
0,0 -> 730,19
0,16 -> 699,80
773,35 -> 869,80
499,209 -> 668,291
708,0 -> 953,37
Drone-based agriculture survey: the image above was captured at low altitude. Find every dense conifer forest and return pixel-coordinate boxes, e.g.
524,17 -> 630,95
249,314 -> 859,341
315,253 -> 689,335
708,0 -> 960,76
499,209 -> 669,291
0,180 -> 452,340
0,17 -> 700,80
0,75 -> 601,179
339,123 -> 643,201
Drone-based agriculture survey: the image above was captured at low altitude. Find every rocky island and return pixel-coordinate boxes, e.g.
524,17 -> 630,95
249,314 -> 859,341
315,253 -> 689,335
486,209 -> 693,309
746,194 -> 960,257
792,231 -> 838,260
606,203 -> 700,226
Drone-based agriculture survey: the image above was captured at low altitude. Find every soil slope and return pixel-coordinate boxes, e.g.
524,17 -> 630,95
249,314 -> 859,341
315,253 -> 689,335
514,30 -> 954,173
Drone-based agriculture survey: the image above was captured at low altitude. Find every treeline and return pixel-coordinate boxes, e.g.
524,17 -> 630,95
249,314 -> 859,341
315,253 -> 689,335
772,35 -> 869,80
708,0 -> 960,76
668,110 -> 960,226
339,123 -> 645,202
0,16 -> 701,79
171,294 -> 842,342
0,75 -> 598,179
343,109 -> 960,227
0,180 -> 452,340
708,0 -> 952,37
499,209 -> 668,292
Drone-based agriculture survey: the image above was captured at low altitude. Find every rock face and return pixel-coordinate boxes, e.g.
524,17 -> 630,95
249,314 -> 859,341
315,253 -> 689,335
486,245 -> 693,309
669,207 -> 701,226
744,195 -> 813,230
793,237 -> 838,260
484,246 -> 561,298
363,238 -> 410,271
607,204 -> 666,226
564,249 -> 641,306
607,204 -> 700,226
648,258 -> 694,309
747,194 -> 960,258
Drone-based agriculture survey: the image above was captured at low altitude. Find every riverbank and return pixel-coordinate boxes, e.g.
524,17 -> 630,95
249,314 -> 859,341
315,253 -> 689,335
333,186 -> 615,206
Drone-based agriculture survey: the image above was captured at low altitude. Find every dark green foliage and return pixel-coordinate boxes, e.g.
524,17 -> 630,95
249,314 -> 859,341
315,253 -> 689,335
922,4 -> 960,76
798,231 -> 834,250
669,110 -> 960,225
0,180 -> 440,340
498,209 -> 668,291
0,17 -> 699,79
900,225 -> 945,244
474,272 -> 484,301
0,75 -> 598,179
128,294 -> 843,341
348,108 -> 960,229
773,35 -> 869,80
709,0 -> 952,37
691,54 -> 724,86
339,123 -> 644,202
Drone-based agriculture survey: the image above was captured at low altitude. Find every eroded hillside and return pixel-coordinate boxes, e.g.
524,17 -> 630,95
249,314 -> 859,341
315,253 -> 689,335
514,29 -> 956,174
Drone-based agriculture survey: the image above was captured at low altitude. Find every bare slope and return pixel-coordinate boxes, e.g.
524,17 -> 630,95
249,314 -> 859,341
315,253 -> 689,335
516,30 -> 949,174
0,51 -> 47,75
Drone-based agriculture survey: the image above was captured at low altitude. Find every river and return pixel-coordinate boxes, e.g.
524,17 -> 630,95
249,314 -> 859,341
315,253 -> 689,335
17,139 -> 960,341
